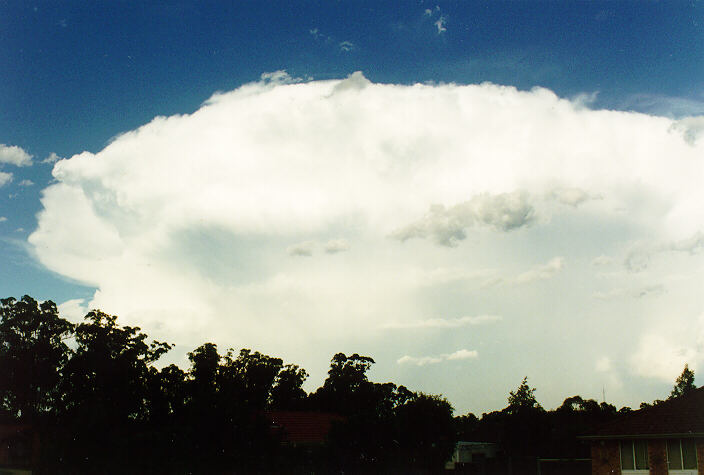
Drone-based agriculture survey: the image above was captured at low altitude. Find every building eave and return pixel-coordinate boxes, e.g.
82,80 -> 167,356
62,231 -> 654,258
580,433 -> 704,441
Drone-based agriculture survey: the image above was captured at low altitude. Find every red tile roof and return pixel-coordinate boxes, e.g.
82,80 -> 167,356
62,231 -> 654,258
585,386 -> 704,439
266,411 -> 345,445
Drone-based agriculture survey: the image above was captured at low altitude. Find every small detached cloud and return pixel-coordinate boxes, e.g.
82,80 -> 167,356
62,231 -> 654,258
0,216 -> 7,223
43,152 -> 63,164
339,41 -> 355,52
447,349 -> 478,360
397,355 -> 442,366
324,239 -> 350,254
0,144 -> 33,167
0,172 -> 11,187
18,179 -> 34,187
287,241 -> 315,257
434,16 -> 447,34
591,255 -> 613,266
286,239 -> 351,256
384,314 -> 501,329
308,27 -> 353,54
593,284 -> 665,300
513,257 -> 564,284
550,187 -> 595,207
424,6 -> 447,34
260,70 -> 301,85
392,192 -> 535,247
398,348 -> 478,366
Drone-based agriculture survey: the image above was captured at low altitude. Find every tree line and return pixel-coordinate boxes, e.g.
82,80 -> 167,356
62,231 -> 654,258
0,295 -> 697,474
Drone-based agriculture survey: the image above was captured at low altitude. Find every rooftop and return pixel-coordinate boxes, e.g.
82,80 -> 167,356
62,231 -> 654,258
584,386 -> 704,439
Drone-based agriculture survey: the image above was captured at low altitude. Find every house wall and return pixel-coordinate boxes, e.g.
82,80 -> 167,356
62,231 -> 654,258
647,440 -> 667,475
591,439 -> 704,475
591,440 -> 621,475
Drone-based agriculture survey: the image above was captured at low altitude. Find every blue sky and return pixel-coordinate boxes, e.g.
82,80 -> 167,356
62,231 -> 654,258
2,1 -> 704,414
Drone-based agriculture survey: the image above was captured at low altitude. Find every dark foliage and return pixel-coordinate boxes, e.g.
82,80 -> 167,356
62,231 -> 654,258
670,363 -> 696,399
2,294 -> 691,473
0,296 -> 73,422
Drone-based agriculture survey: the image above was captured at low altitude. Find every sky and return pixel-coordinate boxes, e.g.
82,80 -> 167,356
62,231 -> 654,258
2,0 -> 704,415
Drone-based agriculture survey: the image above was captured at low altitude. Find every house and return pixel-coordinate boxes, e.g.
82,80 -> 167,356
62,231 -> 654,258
0,423 -> 37,474
582,386 -> 704,475
265,411 -> 344,446
445,441 -> 499,471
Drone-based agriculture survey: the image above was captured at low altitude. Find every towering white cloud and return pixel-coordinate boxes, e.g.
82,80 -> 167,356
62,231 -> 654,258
29,73 -> 704,412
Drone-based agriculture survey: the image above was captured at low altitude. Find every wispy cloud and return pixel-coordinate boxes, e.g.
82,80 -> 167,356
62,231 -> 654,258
384,314 -> 501,329
593,284 -> 665,300
424,6 -> 447,34
18,179 -> 34,187
434,17 -> 447,34
550,187 -> 596,207
287,241 -> 315,257
324,239 -> 350,254
514,257 -> 564,284
43,152 -> 63,164
591,255 -> 613,266
625,231 -> 704,272
260,70 -> 301,85
339,41 -> 355,52
620,93 -> 704,119
398,349 -> 478,366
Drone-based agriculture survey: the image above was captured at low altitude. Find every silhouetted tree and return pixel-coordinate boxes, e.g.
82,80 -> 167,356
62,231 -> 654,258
0,296 -> 73,422
670,363 -> 696,399
182,344 -> 284,471
311,352 -> 375,415
270,363 -> 308,410
507,376 -> 542,414
58,310 -> 171,472
220,348 -> 283,411
147,363 -> 187,423
395,393 -> 456,471
187,342 -> 220,411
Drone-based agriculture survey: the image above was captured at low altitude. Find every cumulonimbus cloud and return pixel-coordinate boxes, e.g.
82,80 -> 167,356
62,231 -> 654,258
27,72 -> 704,396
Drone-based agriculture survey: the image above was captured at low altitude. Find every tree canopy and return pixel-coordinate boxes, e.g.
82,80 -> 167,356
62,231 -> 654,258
670,363 -> 696,399
0,296 -> 73,421
0,293 -> 672,473
506,376 -> 542,413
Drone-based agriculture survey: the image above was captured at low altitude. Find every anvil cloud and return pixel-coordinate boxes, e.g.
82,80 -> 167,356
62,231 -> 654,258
30,72 -> 704,413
